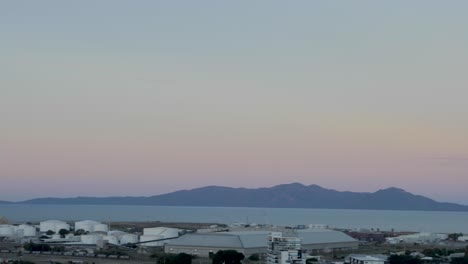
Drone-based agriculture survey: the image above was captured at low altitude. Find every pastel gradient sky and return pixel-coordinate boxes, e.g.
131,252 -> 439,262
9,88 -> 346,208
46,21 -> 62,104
1,1 -> 468,203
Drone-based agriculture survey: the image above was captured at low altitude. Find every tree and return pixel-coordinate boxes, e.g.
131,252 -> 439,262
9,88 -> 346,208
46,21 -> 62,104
45,230 -> 55,235
449,247 -> 468,264
388,255 -> 422,264
448,233 -> 464,241
58,228 -> 69,238
213,250 -> 245,264
248,254 -> 260,261
151,253 -> 176,264
451,258 -> 468,264
74,229 -> 86,236
172,253 -> 192,264
23,242 -> 51,252
422,248 -> 444,257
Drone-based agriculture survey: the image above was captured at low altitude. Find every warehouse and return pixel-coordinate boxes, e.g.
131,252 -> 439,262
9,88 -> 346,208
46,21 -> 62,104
163,229 -> 358,257
297,229 -> 359,254
164,232 -> 266,257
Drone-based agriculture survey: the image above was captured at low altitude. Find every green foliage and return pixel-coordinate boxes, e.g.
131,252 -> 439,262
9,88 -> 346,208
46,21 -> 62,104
58,228 -> 69,238
448,233 -> 464,241
172,253 -> 192,264
388,255 -> 422,264
52,245 -> 65,252
45,230 -> 55,235
451,258 -> 468,264
23,242 -> 51,252
74,228 -> 86,236
152,253 -> 192,264
213,250 -> 245,264
11,261 -> 36,264
421,247 -> 465,257
422,248 -> 445,257
123,242 -> 137,248
248,254 -> 260,261
306,258 -> 318,264
452,246 -> 468,262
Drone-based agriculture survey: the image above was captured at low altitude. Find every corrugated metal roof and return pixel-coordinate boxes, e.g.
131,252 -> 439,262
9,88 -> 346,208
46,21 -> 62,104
237,234 -> 269,248
167,234 -> 244,248
166,230 -> 356,249
297,230 -> 357,244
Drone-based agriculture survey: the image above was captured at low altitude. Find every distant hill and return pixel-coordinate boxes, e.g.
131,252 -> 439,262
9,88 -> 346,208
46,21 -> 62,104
12,183 -> 468,212
0,201 -> 12,204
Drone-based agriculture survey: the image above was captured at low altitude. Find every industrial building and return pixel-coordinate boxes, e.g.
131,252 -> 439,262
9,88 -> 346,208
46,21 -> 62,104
296,229 -> 358,254
164,232 -> 267,257
164,229 -> 358,257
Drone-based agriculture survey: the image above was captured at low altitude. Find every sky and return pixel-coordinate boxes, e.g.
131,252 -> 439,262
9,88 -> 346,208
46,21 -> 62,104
1,1 -> 468,203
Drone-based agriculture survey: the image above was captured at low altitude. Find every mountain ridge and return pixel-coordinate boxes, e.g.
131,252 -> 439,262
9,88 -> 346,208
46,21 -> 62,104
6,183 -> 468,212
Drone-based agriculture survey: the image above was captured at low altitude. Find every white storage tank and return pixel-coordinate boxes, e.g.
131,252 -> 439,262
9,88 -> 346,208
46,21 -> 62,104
0,225 -> 15,237
108,230 -> 126,237
143,227 -> 180,238
17,225 -> 36,237
75,220 -> 100,232
81,234 -> 103,245
120,234 -> 138,244
93,224 -> 109,233
103,235 -> 119,245
82,224 -> 94,232
40,220 -> 70,233
15,228 -> 24,237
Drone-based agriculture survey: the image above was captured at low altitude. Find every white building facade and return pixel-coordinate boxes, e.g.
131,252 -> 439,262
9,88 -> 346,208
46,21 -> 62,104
267,232 -> 305,264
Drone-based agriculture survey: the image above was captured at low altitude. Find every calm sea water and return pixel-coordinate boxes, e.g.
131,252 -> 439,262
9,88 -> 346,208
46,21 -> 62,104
1,204 -> 467,233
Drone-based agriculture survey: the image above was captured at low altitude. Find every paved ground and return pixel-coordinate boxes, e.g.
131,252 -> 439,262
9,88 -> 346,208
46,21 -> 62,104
1,253 -> 156,264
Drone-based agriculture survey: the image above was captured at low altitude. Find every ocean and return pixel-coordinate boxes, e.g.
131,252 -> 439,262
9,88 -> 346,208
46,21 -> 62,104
1,204 -> 467,233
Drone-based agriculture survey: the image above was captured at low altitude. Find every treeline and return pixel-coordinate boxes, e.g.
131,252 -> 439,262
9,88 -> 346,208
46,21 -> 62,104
389,247 -> 468,264
152,250 -> 246,264
23,242 -> 65,252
